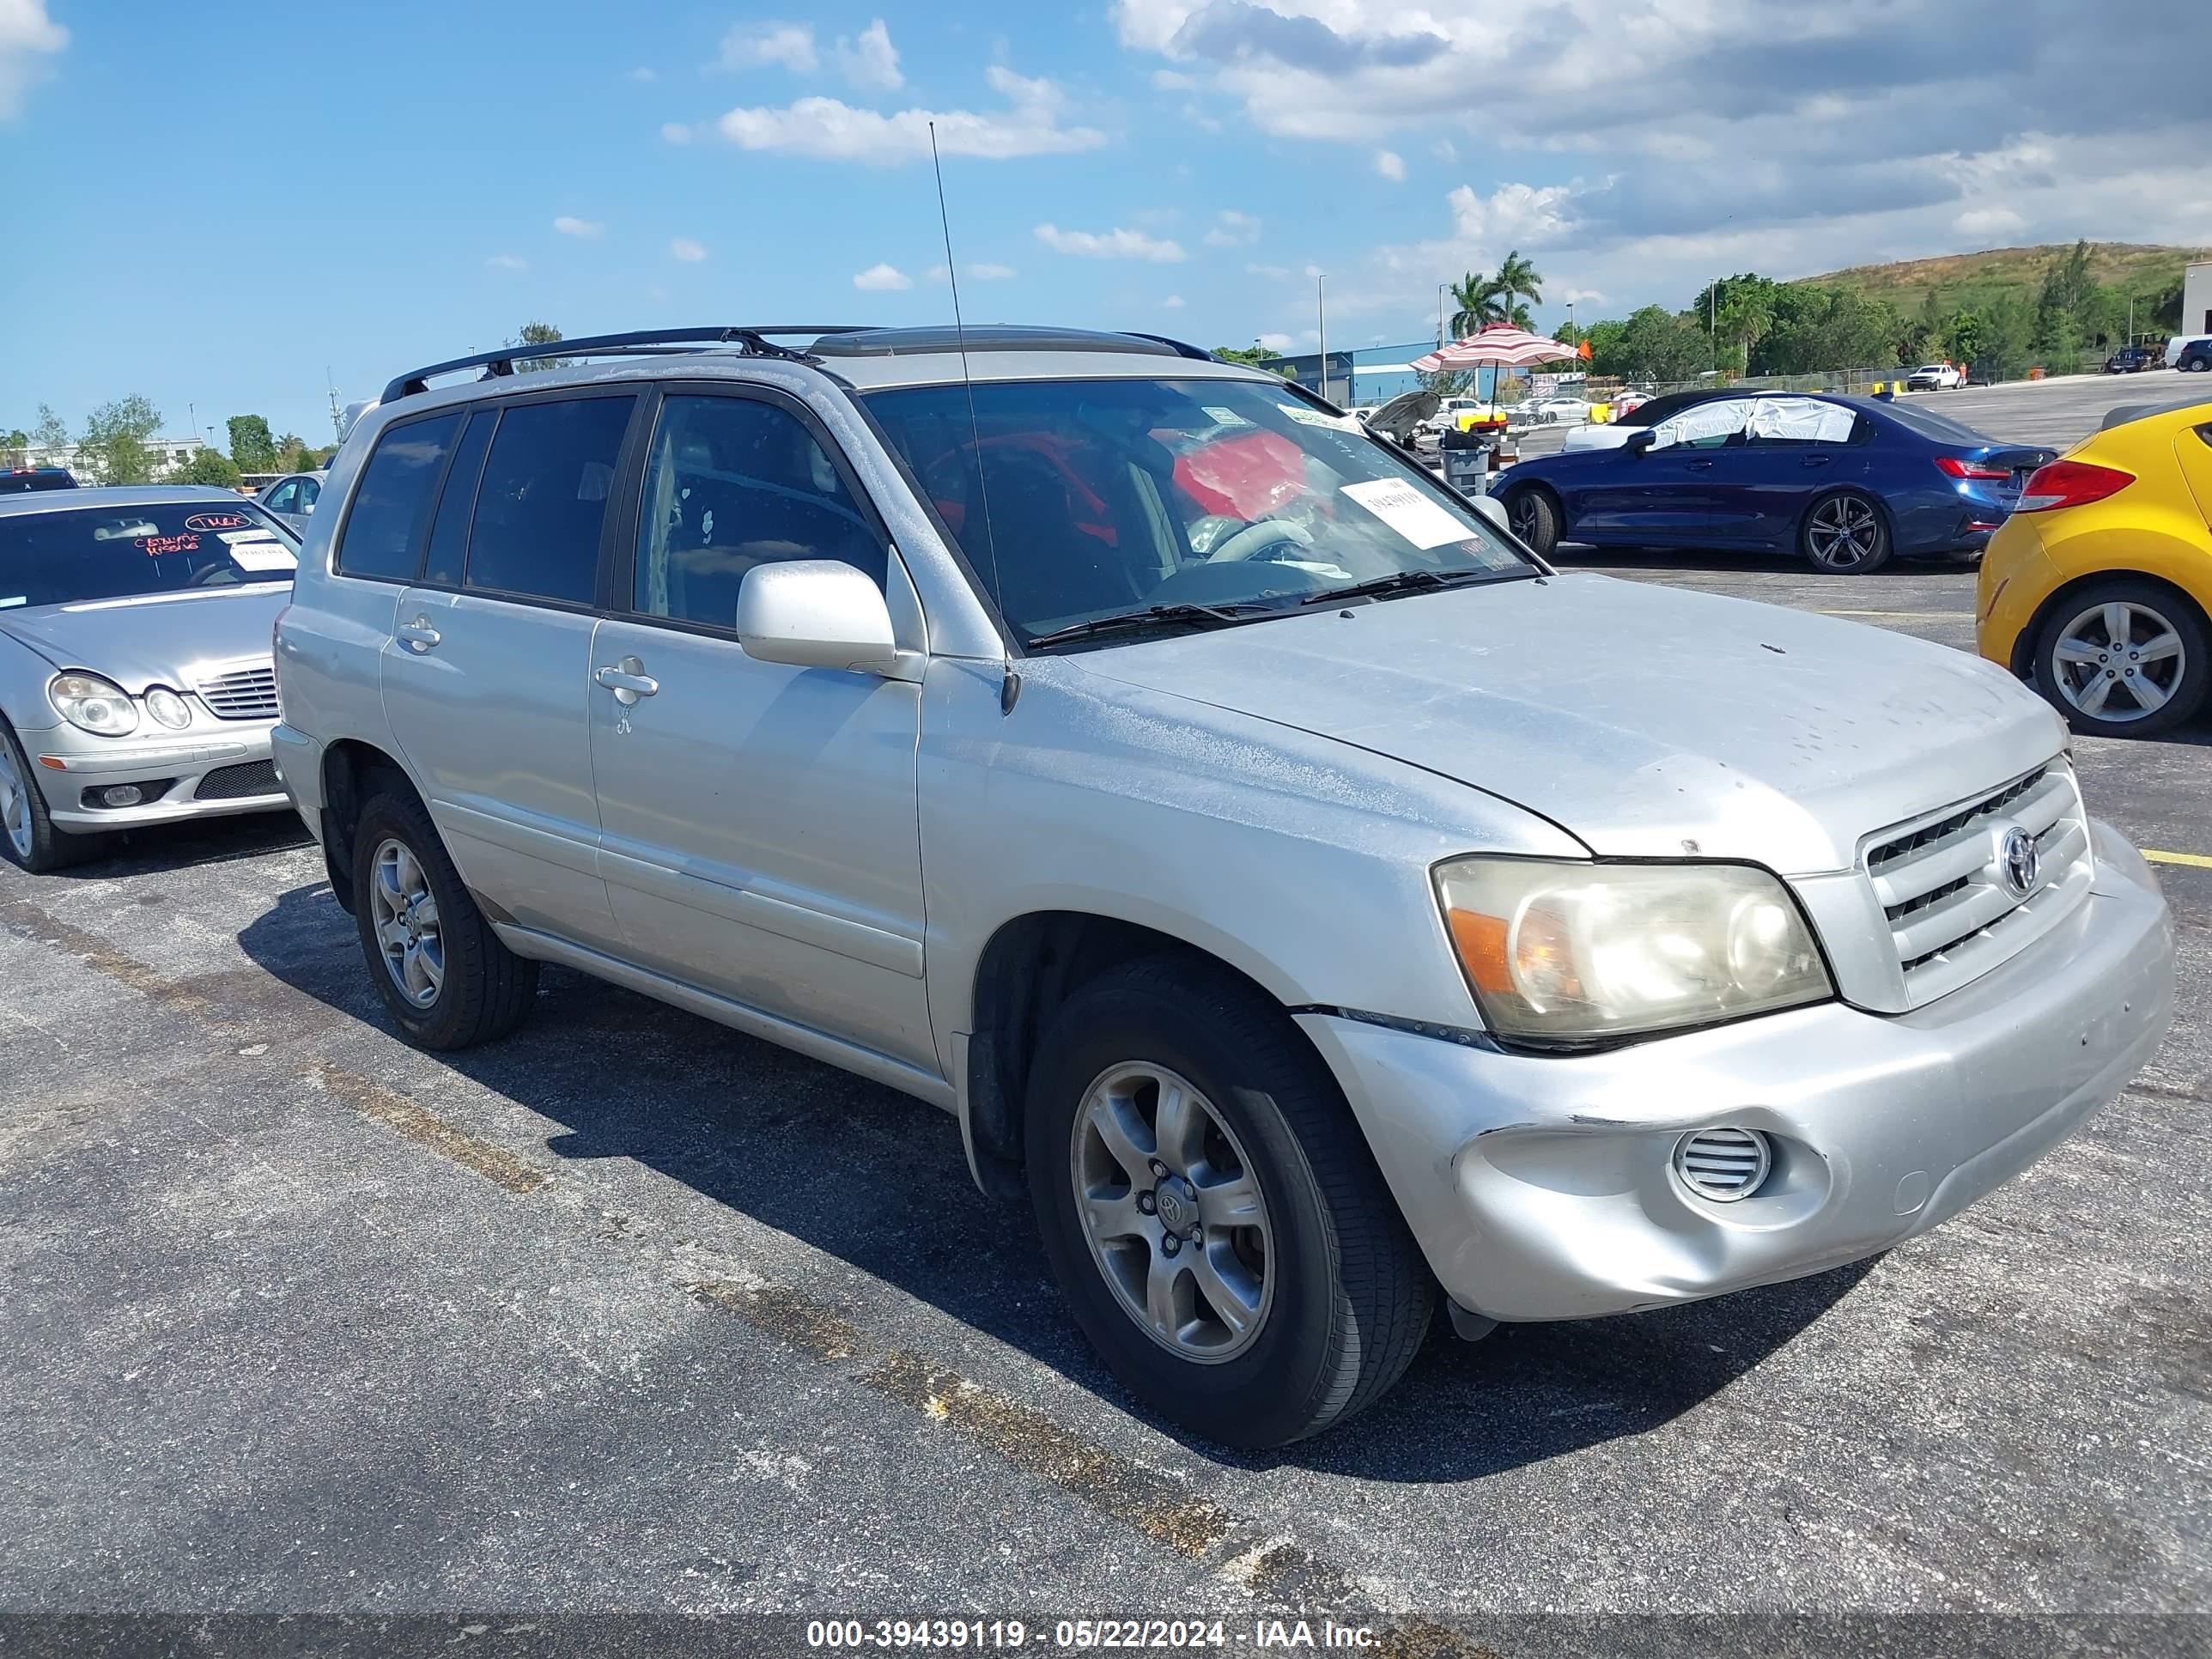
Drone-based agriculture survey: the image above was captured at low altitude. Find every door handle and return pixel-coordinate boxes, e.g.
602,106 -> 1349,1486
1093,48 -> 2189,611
1802,455 -> 1832,467
397,617 -> 441,652
1685,459 -> 1715,470
596,659 -> 659,705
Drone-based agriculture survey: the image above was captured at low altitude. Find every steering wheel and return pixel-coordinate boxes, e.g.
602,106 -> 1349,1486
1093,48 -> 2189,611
1205,518 -> 1316,564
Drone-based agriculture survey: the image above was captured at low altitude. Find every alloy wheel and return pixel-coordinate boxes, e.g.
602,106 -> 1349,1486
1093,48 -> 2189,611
1508,493 -> 1541,542
1805,495 -> 1881,569
2049,599 -> 2187,723
369,836 -> 445,1008
0,741 -> 32,860
1068,1061 -> 1273,1364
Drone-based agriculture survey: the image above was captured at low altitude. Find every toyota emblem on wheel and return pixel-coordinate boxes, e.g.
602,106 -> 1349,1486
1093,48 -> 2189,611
1998,825 -> 2040,897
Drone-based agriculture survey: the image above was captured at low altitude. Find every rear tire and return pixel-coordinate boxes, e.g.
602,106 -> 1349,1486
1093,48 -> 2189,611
1799,490 -> 1892,574
351,790 -> 538,1048
2030,578 -> 2209,739
1504,487 -> 1559,557
0,719 -> 106,874
1025,957 -> 1434,1447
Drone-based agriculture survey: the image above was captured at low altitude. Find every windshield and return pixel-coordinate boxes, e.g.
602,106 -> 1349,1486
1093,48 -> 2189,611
0,500 -> 298,609
863,376 -> 1532,645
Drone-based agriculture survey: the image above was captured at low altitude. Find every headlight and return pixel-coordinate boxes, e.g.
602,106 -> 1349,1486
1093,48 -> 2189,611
144,686 -> 192,729
1433,857 -> 1832,1044
48,672 -> 139,738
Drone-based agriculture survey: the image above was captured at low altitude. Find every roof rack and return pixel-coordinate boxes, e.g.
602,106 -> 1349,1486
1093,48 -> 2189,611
380,325 -> 868,404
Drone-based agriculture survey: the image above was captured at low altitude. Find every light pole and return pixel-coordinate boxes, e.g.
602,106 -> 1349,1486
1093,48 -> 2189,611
1316,272 -> 1329,402
1437,283 -> 1448,349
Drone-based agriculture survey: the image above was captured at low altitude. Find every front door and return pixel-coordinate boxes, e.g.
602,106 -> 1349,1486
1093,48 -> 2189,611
586,386 -> 935,1071
380,391 -> 639,949
1574,397 -> 1754,545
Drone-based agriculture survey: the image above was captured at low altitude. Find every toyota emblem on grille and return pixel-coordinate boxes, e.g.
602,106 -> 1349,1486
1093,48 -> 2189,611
1998,824 -> 2039,897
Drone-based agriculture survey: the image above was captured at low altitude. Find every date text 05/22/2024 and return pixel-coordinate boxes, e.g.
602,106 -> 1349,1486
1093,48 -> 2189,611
804,1619 -> 1380,1650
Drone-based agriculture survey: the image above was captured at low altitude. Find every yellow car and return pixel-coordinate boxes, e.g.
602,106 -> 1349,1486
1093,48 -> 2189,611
1978,394 -> 2212,737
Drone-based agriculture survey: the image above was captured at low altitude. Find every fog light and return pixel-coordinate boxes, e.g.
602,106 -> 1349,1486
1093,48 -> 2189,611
100,784 -> 144,808
1673,1127 -> 1772,1202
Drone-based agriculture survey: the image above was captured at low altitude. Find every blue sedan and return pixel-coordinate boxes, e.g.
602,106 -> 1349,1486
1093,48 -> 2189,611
1495,392 -> 2055,574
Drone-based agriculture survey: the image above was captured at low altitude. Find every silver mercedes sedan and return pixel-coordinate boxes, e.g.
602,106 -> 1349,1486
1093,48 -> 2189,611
0,485 -> 300,872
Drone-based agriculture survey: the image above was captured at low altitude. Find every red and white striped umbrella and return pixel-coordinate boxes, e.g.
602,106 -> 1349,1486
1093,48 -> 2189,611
1411,324 -> 1577,374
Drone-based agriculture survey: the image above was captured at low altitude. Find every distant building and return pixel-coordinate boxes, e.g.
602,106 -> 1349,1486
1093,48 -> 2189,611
2184,260 -> 2212,338
1259,342 -> 1438,406
21,436 -> 205,483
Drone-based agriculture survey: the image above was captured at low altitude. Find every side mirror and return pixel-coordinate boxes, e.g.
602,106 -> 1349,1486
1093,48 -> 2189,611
301,500 -> 315,514
1469,494 -> 1510,534
1624,428 -> 1657,455
737,559 -> 902,676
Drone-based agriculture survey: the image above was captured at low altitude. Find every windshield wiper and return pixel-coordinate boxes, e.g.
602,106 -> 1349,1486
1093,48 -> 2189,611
1299,567 -> 1510,606
1023,601 -> 1283,650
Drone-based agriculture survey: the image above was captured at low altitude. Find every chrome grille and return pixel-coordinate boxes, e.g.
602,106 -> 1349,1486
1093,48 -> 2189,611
1864,762 -> 2093,1006
193,662 -> 279,720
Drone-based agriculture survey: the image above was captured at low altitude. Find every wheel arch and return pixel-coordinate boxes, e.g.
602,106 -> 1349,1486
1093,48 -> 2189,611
319,738 -> 422,913
961,909 -> 1334,1197
1796,484 -> 1899,567
2014,568 -> 2212,681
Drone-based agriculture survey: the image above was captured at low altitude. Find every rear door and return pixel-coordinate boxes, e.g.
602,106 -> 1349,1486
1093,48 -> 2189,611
1736,398 -> 1871,549
585,383 -> 935,1070
379,389 -> 641,950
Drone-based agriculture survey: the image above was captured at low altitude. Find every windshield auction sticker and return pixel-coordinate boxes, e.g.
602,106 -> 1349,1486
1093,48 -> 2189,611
184,511 -> 252,532
1339,478 -> 1476,550
228,543 -> 298,572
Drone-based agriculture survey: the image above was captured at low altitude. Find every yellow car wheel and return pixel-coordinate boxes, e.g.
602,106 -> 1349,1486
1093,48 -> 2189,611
2030,577 -> 2210,738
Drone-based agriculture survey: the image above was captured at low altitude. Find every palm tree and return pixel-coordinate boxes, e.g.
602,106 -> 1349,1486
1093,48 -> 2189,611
1491,249 -> 1544,318
1445,252 -> 1546,340
1447,271 -> 1500,339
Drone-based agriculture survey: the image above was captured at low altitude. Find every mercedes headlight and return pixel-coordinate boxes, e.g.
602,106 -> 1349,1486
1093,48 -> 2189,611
1434,857 -> 1832,1044
48,672 -> 140,737
144,686 -> 192,729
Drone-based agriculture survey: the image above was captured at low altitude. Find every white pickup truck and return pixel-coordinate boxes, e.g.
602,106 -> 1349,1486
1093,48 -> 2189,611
1906,362 -> 1966,390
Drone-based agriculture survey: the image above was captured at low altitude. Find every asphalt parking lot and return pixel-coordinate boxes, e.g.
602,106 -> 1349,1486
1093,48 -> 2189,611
3,374 -> 2208,1648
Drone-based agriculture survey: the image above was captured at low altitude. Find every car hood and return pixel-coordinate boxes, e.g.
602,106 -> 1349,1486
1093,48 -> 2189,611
1074,573 -> 2065,875
0,585 -> 289,693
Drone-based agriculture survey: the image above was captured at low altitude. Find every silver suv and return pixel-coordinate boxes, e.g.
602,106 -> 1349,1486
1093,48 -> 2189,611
272,325 -> 2174,1446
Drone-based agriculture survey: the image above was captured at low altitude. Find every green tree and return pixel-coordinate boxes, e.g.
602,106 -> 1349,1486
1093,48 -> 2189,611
1943,310 -> 1988,371
1446,271 -> 1499,338
273,433 -> 314,472
79,395 -> 163,484
1592,306 -> 1706,382
178,448 -> 244,488
227,414 -> 277,471
1212,345 -> 1277,366
2032,239 -> 2096,359
1752,287 -> 1899,375
0,428 -> 25,468
512,320 -> 570,373
33,403 -> 69,454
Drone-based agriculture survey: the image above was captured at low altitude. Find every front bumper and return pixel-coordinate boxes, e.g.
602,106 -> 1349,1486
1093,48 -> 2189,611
23,717 -> 289,831
1297,822 -> 2172,1323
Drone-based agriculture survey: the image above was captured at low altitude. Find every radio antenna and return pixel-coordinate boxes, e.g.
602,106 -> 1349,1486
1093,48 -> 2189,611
927,121 -> 1007,662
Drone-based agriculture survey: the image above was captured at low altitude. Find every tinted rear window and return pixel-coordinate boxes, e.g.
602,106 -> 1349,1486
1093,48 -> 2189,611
1874,402 -> 1996,446
465,397 -> 634,606
337,414 -> 462,581
0,501 -> 297,608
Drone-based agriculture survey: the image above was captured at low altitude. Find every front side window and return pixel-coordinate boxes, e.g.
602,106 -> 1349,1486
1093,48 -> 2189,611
264,480 -> 299,514
337,413 -> 462,581
465,396 -> 635,606
0,501 -> 297,609
1649,398 -> 1754,451
633,394 -> 884,629
863,377 -> 1530,645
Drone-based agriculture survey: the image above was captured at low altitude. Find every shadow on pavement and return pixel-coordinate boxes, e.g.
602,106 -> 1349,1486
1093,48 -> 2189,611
240,878 -> 1873,1482
39,809 -> 313,881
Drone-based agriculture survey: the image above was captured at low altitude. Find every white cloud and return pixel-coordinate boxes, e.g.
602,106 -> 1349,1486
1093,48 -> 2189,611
626,67 -> 656,83
1246,261 -> 1292,279
0,0 -> 67,118
1374,149 -> 1405,181
716,67 -> 1105,164
1202,210 -> 1261,247
854,262 -> 914,290
553,216 -> 604,239
1952,205 -> 2026,241
1449,181 -> 1576,244
1255,332 -> 1295,352
670,238 -> 707,262
927,262 -> 1018,283
661,122 -> 696,145
720,21 -> 817,74
834,19 -> 903,91
1163,295 -> 1187,308
485,253 -> 528,271
1036,223 -> 1187,263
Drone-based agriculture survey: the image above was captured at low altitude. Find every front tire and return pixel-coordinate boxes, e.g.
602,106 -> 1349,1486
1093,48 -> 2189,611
1799,490 -> 1892,574
1504,487 -> 1560,557
1025,957 -> 1434,1447
0,719 -> 105,874
351,790 -> 538,1048
2031,579 -> 2209,738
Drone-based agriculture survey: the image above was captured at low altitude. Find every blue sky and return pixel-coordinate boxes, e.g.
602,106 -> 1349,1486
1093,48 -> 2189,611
5,0 -> 2208,444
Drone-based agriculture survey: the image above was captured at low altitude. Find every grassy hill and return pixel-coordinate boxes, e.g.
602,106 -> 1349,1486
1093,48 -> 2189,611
1802,242 -> 2204,316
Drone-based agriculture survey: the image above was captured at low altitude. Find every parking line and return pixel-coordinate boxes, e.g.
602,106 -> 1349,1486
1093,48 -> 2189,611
1814,609 -> 1963,622
2145,849 -> 2212,870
